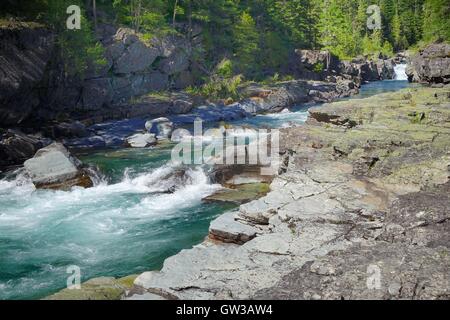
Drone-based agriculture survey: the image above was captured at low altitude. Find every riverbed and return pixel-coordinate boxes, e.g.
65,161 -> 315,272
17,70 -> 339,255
0,75 -> 413,299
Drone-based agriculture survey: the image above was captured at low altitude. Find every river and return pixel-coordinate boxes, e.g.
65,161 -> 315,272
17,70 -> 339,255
0,67 -> 412,300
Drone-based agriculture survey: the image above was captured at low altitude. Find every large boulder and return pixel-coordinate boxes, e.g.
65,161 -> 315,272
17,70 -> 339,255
406,43 -> 450,84
0,130 -> 51,171
24,142 -> 93,190
125,133 -> 156,148
111,28 -> 160,74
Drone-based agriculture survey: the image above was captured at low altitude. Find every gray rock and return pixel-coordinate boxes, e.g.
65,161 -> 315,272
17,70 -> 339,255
23,142 -> 93,190
145,117 -> 173,139
169,99 -> 193,114
0,25 -> 55,126
170,128 -> 192,142
209,212 -> 260,244
406,43 -> 450,84
125,133 -> 156,148
82,78 -> 113,110
0,130 -> 51,170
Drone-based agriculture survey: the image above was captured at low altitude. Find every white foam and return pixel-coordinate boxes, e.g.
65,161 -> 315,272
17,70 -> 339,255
394,64 -> 408,80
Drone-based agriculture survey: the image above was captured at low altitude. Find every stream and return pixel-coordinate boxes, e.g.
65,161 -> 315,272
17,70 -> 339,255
0,67 -> 412,299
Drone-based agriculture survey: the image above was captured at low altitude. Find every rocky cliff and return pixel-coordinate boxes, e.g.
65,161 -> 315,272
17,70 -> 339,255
0,23 -> 201,129
407,43 -> 450,84
126,86 -> 450,300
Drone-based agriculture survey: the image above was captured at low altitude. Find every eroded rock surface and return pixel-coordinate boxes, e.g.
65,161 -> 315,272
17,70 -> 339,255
125,85 -> 449,300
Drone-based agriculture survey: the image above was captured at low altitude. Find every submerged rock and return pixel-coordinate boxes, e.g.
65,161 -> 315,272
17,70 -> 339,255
125,133 -> 156,148
23,142 -> 93,190
145,117 -> 173,139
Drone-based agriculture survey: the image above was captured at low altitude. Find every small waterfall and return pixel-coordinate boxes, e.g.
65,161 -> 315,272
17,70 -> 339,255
394,64 -> 408,80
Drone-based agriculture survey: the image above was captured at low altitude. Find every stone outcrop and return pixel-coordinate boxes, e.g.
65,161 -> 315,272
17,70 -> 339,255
0,22 -> 55,126
127,86 -> 450,300
24,142 -> 94,190
289,50 -> 395,85
0,130 -> 51,171
237,78 -> 359,114
0,23 -> 200,128
407,43 -> 450,84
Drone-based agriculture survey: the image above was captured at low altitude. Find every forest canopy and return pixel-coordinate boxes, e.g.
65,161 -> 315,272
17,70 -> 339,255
1,0 -> 449,78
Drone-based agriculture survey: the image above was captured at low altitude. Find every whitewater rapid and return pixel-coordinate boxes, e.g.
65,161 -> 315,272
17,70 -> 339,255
394,64 -> 408,81
0,164 -> 222,299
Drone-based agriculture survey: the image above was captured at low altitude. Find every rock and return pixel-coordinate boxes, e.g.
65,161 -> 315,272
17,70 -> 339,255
125,133 -> 156,148
127,86 -> 449,300
0,130 -> 51,171
0,24 -> 55,126
45,275 -> 137,300
81,78 -> 114,110
209,212 -> 260,244
376,59 -> 395,80
145,117 -> 173,139
169,99 -> 194,114
51,121 -> 89,139
203,183 -> 270,205
170,128 -> 192,142
112,28 -> 160,74
407,43 -> 450,84
23,142 -> 93,190
158,48 -> 190,75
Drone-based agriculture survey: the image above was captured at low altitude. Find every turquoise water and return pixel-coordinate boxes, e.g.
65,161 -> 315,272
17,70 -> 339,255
0,79 -> 412,300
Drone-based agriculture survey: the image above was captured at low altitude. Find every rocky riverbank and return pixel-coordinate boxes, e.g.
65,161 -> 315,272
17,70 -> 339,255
121,85 -> 449,300
1,21 -> 398,170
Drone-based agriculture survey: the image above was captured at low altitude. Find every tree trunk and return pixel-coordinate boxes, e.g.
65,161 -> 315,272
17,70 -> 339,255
173,0 -> 179,28
93,0 -> 97,30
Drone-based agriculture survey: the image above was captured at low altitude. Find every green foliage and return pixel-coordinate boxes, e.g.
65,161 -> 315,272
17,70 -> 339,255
45,0 -> 106,76
4,0 -> 448,83
422,0 -> 450,43
233,12 -> 259,74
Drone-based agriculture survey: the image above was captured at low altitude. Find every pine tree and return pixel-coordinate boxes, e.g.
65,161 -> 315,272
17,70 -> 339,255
233,11 -> 260,74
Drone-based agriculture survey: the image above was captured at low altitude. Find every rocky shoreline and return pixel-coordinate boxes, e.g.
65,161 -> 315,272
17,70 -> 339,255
47,84 -> 450,300
127,85 -> 449,300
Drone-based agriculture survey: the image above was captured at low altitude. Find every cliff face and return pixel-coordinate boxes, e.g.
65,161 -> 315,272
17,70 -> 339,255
0,24 -> 55,126
0,23 -> 201,128
406,43 -> 450,84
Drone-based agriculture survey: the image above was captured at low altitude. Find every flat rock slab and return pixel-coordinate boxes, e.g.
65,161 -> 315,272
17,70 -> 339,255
209,212 -> 260,244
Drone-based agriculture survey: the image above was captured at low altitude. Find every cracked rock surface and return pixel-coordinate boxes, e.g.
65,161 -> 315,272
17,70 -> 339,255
127,86 -> 450,300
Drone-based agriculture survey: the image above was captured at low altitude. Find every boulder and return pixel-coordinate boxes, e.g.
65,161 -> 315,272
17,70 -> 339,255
23,142 -> 93,190
51,121 -> 89,139
111,28 -> 160,74
0,130 -> 51,171
406,43 -> 450,84
125,133 -> 157,148
145,117 -> 173,139
209,211 -> 260,244
170,128 -> 192,142
169,99 -> 194,114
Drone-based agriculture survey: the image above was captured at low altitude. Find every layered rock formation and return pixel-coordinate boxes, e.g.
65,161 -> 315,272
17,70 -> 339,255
289,50 -> 395,85
0,22 -> 55,126
0,24 -> 200,128
407,43 -> 450,84
127,86 -> 450,300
